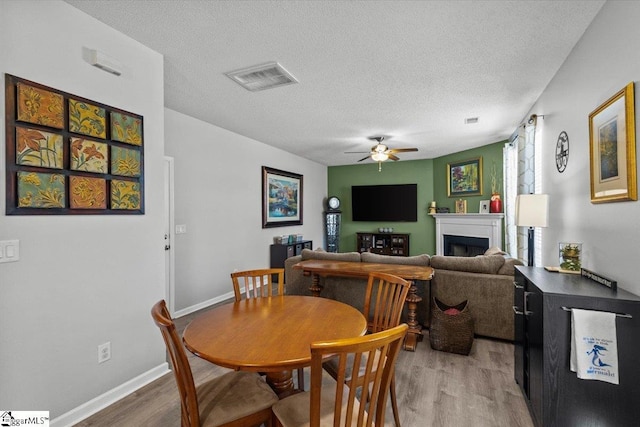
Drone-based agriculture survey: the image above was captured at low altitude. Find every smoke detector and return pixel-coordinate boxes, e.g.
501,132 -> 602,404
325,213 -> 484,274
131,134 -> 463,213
225,62 -> 298,92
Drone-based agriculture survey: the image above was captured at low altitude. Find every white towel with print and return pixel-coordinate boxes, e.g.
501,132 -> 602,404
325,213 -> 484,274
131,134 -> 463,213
570,308 -> 619,385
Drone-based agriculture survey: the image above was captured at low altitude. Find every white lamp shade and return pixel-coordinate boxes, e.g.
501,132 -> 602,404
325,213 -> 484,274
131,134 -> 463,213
515,194 -> 549,227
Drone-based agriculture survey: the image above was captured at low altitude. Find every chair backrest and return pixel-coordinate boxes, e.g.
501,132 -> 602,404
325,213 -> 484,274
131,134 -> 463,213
151,300 -> 200,427
231,268 -> 285,302
309,323 -> 408,427
363,272 -> 411,333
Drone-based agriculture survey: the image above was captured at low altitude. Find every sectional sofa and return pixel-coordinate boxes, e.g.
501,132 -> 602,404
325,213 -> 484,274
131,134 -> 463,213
284,248 -> 523,341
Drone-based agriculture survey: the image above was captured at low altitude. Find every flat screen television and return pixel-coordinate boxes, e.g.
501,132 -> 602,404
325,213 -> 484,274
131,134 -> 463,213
351,184 -> 417,222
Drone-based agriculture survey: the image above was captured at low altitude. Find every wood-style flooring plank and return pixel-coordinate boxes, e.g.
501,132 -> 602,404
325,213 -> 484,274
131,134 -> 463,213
74,303 -> 534,427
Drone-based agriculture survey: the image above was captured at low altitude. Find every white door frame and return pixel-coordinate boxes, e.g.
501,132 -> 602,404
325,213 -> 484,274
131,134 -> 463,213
164,156 -> 176,314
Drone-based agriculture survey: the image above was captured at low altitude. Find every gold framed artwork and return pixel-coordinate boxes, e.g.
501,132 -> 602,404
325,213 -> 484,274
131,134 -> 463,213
588,82 -> 637,203
447,157 -> 482,197
5,74 -> 144,214
455,199 -> 467,213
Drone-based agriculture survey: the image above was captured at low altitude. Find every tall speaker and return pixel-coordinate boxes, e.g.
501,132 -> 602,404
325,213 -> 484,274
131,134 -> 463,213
325,196 -> 341,252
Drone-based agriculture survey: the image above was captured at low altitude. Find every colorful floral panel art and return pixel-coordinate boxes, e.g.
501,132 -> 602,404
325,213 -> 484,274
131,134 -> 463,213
69,176 -> 107,209
111,179 -> 141,210
16,83 -> 64,129
6,75 -> 144,214
16,127 -> 63,169
70,138 -> 108,173
111,112 -> 143,146
17,171 -> 65,208
68,99 -> 107,139
111,146 -> 141,177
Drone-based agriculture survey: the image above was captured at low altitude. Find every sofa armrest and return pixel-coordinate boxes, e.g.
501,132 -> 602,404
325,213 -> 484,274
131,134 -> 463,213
430,269 -> 515,340
284,255 -> 312,296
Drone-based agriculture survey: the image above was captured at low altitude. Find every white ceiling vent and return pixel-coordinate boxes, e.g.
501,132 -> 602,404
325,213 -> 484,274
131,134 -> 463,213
464,117 -> 479,124
225,62 -> 298,92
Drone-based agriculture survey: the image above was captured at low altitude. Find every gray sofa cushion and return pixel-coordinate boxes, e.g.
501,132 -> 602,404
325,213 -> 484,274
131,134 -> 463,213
430,254 -> 505,275
361,252 -> 430,266
300,248 -> 361,262
498,257 -> 524,275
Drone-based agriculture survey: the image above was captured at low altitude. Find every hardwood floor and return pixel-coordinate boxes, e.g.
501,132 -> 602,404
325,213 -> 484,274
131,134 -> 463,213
75,303 -> 534,427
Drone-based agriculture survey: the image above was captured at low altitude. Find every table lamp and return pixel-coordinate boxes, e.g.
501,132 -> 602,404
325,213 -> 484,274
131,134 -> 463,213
515,194 -> 549,266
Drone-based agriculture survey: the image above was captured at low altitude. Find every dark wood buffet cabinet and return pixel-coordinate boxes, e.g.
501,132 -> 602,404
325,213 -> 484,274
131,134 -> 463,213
514,266 -> 640,427
356,232 -> 409,256
270,240 -> 312,269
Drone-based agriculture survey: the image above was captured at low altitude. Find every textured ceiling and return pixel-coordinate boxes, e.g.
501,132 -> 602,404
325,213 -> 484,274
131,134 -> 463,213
65,0 -> 604,166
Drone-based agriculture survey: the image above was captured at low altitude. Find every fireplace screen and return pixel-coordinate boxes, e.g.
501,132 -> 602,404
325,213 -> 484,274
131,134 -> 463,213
443,235 -> 489,257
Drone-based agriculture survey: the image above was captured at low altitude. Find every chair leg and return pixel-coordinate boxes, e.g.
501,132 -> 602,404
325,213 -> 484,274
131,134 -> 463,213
390,375 -> 401,427
297,367 -> 305,391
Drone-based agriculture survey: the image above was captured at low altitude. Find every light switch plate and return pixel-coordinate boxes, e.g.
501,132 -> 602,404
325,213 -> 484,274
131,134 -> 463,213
0,240 -> 20,263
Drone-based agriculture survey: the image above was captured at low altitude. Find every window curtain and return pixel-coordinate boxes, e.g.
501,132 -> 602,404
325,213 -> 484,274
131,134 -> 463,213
503,115 -> 540,264
503,137 -> 518,257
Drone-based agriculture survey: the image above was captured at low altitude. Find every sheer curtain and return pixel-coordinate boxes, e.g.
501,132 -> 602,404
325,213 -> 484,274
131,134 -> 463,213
503,115 -> 542,265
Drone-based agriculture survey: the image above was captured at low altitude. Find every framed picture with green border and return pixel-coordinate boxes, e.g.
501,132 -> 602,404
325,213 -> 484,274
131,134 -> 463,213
447,157 -> 483,197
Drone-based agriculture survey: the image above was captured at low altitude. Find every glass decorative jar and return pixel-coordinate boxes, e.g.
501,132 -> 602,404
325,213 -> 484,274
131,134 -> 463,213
559,243 -> 582,272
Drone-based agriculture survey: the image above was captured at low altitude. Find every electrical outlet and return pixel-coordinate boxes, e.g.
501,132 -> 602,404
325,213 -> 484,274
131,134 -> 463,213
98,342 -> 111,364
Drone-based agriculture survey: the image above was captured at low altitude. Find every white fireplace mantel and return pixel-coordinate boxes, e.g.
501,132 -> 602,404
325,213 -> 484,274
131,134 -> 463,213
432,213 -> 504,255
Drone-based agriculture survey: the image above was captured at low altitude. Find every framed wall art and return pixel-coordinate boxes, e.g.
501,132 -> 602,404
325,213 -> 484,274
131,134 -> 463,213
447,157 -> 483,197
262,166 -> 303,228
455,199 -> 467,214
5,74 -> 144,214
589,82 -> 637,203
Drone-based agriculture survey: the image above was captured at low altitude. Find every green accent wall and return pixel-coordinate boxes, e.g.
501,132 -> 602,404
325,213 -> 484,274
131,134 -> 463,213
328,140 -> 506,255
433,141 -> 506,213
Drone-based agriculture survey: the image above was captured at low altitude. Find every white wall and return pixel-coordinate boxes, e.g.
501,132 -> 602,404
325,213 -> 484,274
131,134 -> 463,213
0,0 -> 166,420
533,1 -> 640,295
164,108 -> 327,312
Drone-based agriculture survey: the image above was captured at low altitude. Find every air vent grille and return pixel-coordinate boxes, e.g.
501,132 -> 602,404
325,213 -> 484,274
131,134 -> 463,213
225,62 -> 298,92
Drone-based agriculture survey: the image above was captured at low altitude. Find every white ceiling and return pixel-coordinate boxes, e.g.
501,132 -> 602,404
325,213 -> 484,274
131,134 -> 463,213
65,0 -> 605,166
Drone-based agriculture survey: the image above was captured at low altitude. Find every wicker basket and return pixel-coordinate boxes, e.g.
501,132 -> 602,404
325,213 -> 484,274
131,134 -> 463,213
429,297 -> 474,355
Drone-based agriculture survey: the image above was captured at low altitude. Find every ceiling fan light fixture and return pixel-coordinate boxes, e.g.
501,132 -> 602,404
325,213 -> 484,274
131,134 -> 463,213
372,152 -> 389,162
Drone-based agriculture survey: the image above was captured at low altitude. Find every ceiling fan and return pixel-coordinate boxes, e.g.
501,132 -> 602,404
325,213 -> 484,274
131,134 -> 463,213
345,136 -> 418,171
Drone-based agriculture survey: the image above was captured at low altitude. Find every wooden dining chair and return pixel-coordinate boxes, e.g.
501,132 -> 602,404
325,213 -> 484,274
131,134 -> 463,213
231,268 -> 285,302
151,300 -> 278,427
323,271 -> 411,427
230,268 -> 305,390
272,323 -> 409,427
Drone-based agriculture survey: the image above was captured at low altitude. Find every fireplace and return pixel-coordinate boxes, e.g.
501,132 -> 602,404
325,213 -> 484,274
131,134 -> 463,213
432,213 -> 504,256
444,235 -> 489,257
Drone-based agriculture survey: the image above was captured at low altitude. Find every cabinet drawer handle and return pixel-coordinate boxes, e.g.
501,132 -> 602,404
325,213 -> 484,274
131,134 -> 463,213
524,291 -> 534,316
513,305 -> 524,315
514,282 -> 524,289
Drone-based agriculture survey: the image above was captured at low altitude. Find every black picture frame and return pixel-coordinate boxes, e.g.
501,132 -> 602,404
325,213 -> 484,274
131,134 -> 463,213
262,166 -> 303,228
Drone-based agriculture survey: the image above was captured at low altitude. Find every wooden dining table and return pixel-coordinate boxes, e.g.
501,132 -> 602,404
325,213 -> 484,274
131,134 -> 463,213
182,295 -> 367,398
293,259 -> 434,351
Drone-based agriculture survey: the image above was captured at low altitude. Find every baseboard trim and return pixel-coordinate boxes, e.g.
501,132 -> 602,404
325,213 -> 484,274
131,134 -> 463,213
173,291 -> 234,318
50,363 -> 169,427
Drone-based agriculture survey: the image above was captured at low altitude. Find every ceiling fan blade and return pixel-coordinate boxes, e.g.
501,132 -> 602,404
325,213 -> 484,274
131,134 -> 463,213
388,154 -> 400,161
345,151 -> 372,154
387,148 -> 418,154
357,155 -> 371,162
